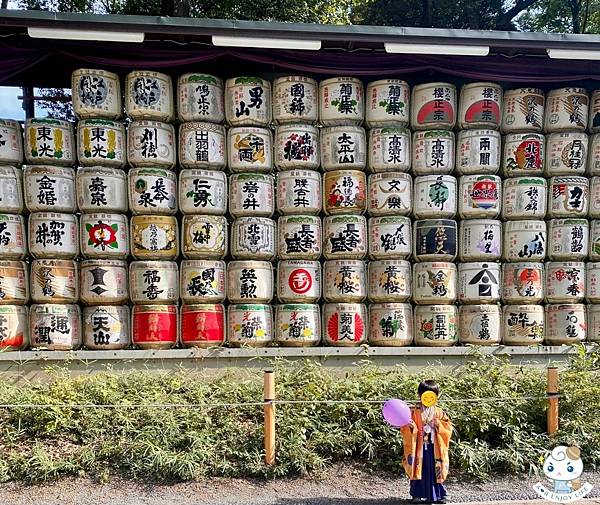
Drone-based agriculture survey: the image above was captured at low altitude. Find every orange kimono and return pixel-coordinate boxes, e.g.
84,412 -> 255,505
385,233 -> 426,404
400,406 -> 452,484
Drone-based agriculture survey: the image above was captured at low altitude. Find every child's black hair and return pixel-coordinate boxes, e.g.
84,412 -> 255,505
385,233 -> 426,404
418,379 -> 440,397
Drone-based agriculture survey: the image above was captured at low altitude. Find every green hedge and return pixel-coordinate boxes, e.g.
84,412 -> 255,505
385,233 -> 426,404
0,348 -> 598,483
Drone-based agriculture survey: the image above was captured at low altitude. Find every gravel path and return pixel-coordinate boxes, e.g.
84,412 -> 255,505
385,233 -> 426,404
0,464 -> 598,505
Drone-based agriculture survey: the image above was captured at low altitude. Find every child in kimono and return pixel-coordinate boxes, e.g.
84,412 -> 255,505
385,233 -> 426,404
400,380 -> 452,504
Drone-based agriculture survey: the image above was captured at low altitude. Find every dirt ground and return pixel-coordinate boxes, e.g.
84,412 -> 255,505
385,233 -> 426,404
0,464 -> 598,505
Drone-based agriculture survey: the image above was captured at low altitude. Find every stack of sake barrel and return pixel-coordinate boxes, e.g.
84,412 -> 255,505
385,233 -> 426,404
0,121 -> 28,350
23,114 -> 81,349
72,69 -> 130,351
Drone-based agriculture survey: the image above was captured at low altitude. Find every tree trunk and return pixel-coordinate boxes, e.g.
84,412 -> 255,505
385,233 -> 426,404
495,0 -> 539,30
1,0 -> 8,9
569,0 -> 582,33
421,0 -> 433,27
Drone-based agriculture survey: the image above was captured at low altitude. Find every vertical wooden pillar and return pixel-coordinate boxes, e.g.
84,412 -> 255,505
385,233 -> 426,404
264,370 -> 275,465
547,366 -> 559,435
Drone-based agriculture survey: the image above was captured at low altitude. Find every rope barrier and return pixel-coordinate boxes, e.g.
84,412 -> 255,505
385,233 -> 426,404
0,395 -> 553,409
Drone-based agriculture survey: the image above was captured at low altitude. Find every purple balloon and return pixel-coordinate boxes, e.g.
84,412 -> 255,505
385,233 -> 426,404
382,399 -> 412,427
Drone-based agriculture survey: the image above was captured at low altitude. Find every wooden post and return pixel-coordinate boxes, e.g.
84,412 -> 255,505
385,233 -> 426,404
264,370 -> 275,465
547,366 -> 559,436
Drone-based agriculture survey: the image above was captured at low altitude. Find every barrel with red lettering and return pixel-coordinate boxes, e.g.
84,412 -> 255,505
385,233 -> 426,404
132,304 -> 178,349
181,304 -> 226,348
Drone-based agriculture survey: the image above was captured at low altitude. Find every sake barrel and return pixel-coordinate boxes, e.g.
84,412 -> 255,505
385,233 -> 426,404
322,214 -> 367,260
129,260 -> 178,304
501,88 -> 544,133
24,165 -> 76,213
277,259 -> 321,303
589,89 -> 600,133
548,218 -> 588,261
0,119 -> 23,166
29,303 -> 81,350
411,83 -> 456,130
177,73 -> 224,124
274,124 -> 319,170
278,215 -> 321,260
321,126 -> 366,172
412,262 -> 457,305
229,173 -> 274,218
276,169 -> 322,215
275,303 -> 321,347
180,304 -> 226,348
459,219 -> 502,262
413,175 -> 457,219
128,168 -> 177,216
588,134 -> 600,175
365,79 -> 410,128
544,87 -> 588,133
77,167 -> 128,213
28,212 -> 78,259
323,169 -> 367,215
456,129 -> 501,175
548,176 -> 589,218
368,259 -> 411,303
30,259 -> 77,304
227,260 -> 274,304
228,304 -> 273,347
132,304 -> 177,349
413,304 -> 457,347
545,304 -> 586,344
0,305 -> 28,351
130,215 -> 178,260
25,118 -> 75,166
0,260 -> 28,305
502,133 -> 545,176
178,169 -> 227,216
322,302 -> 367,346
0,214 -> 26,260
501,262 -> 544,304
225,77 -> 272,127
80,259 -> 128,305
413,219 -> 457,262
458,82 -> 502,130
502,220 -> 546,262
458,304 -> 501,345
587,304 -> 600,342
368,303 -> 413,346
502,304 -> 544,345
227,126 -> 273,173
178,122 -> 226,170
127,121 -> 176,170
319,77 -> 364,126
272,76 -> 318,125
83,305 -> 130,350
368,127 -> 411,173
590,177 -> 600,219
457,262 -> 501,304
180,215 -> 226,260
586,262 -> 600,302
230,216 -> 276,261
125,70 -> 174,122
323,259 -> 366,303
412,130 -> 455,175
72,68 -> 122,120
368,172 -> 412,216
545,132 -> 588,176
180,259 -> 226,304
77,119 -> 126,168
545,261 -> 585,304
458,175 -> 501,219
80,213 -> 129,259
501,177 -> 547,220
368,216 -> 411,260
591,220 -> 600,261
0,166 -> 24,214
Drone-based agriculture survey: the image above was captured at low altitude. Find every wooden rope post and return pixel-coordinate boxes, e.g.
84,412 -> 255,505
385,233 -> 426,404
264,370 -> 276,465
547,366 -> 559,436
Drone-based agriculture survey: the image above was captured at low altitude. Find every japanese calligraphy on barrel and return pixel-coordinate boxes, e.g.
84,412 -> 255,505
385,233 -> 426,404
178,122 -> 226,170
83,305 -> 130,350
181,304 -> 226,348
413,304 -> 457,347
319,77 -> 364,126
177,73 -> 224,124
72,68 -> 122,120
368,302 -> 413,346
29,303 -> 81,350
178,169 -> 227,216
322,302 -> 367,346
181,215 -> 226,260
131,304 -> 178,349
25,118 -> 75,167
365,79 -> 410,128
80,259 -> 128,305
77,119 -> 126,168
275,303 -> 321,347
125,70 -> 174,122
129,260 -> 178,304
77,167 -> 127,213
273,76 -> 318,125
24,166 -> 76,213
